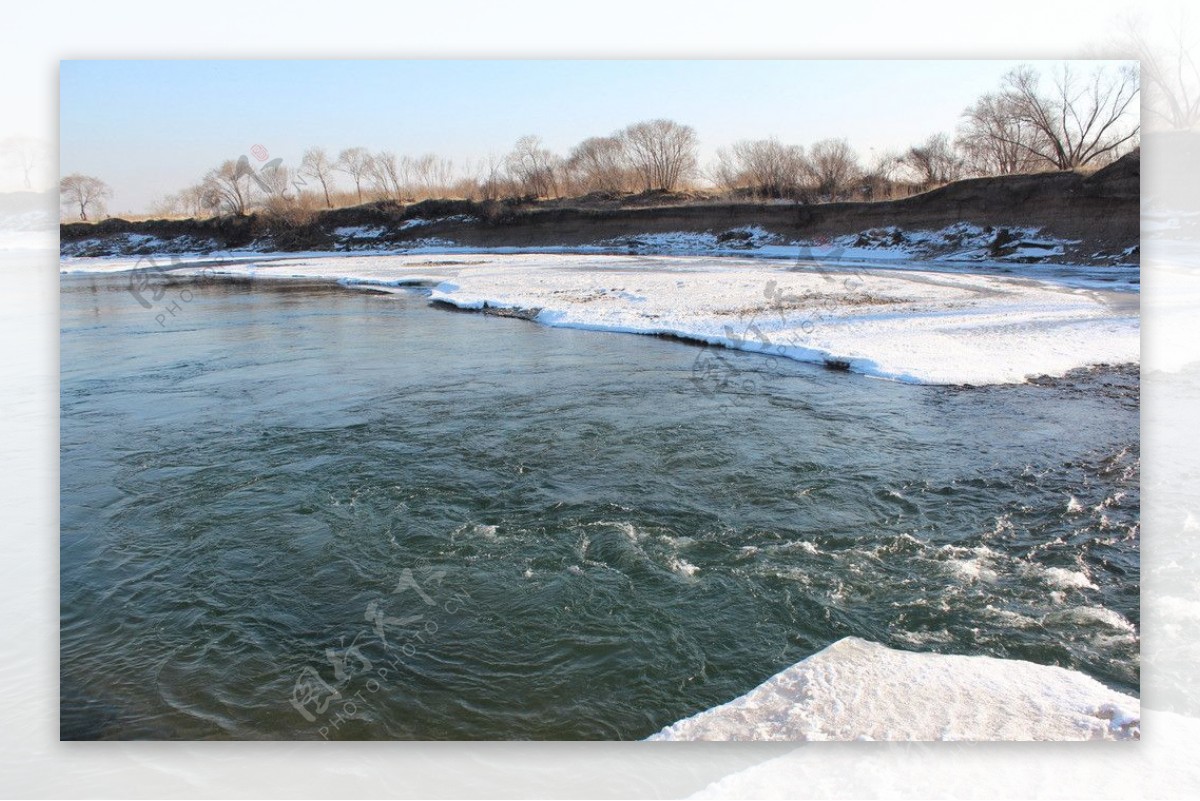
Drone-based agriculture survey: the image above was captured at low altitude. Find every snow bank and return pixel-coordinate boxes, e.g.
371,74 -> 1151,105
59,232 -> 222,258
419,254 -> 1137,385
60,220 -> 1115,267
537,222 -> 1098,265
60,252 -> 1138,386
648,637 -> 1140,741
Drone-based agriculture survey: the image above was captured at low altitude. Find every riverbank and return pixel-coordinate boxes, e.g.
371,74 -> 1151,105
59,153 -> 1139,267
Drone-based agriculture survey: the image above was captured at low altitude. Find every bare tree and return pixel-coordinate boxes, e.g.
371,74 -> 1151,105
479,152 -> 507,201
409,153 -> 455,199
59,173 -> 111,220
300,147 -> 336,208
198,183 -> 223,217
178,184 -> 216,218
566,136 -> 629,194
200,160 -> 255,216
957,93 -> 1047,175
335,147 -> 372,204
806,138 -> 860,201
365,150 -> 405,201
505,135 -> 560,198
257,159 -> 291,200
151,184 -> 220,219
619,119 -> 698,193
729,139 -> 807,198
148,193 -> 181,218
902,133 -> 965,188
997,64 -> 1140,170
861,149 -> 904,200
707,147 -> 742,196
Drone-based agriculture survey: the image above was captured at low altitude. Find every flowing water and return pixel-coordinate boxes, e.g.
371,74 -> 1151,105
60,269 -> 1139,740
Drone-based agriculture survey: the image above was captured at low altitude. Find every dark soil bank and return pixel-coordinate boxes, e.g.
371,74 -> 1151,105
60,152 -> 1139,262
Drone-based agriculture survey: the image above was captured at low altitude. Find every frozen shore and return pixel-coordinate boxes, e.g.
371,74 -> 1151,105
648,637 -> 1140,741
61,250 -> 1138,387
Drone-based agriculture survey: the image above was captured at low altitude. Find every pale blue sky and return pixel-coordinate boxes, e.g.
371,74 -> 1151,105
60,59 -> 1132,213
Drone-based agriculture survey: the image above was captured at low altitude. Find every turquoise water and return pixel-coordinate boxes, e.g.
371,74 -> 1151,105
60,272 -> 1139,739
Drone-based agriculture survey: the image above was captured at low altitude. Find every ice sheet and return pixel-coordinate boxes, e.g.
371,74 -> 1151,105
648,636 -> 1140,741
60,252 -> 1138,386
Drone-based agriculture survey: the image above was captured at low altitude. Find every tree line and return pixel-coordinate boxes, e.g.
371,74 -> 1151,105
61,63 -> 1139,221
148,117 -> 706,219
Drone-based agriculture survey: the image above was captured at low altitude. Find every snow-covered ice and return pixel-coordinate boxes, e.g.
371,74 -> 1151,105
60,251 -> 1137,386
420,255 -> 1137,385
648,636 -> 1140,741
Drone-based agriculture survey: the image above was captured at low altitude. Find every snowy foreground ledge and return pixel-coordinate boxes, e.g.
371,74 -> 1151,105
648,637 -> 1140,741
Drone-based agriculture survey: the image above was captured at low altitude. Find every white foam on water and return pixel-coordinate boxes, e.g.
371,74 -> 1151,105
891,628 -> 956,647
945,557 -> 999,584
1039,566 -> 1098,591
647,636 -> 1140,741
937,544 -> 1002,585
451,522 -> 499,542
668,556 -> 700,578
612,521 -> 642,543
983,605 -> 1041,628
1048,606 -> 1138,634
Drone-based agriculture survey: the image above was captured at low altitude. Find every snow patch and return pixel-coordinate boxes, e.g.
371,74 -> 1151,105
648,636 -> 1140,741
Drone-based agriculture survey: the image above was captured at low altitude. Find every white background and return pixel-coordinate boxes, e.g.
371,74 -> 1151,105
3,1 -> 1199,797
